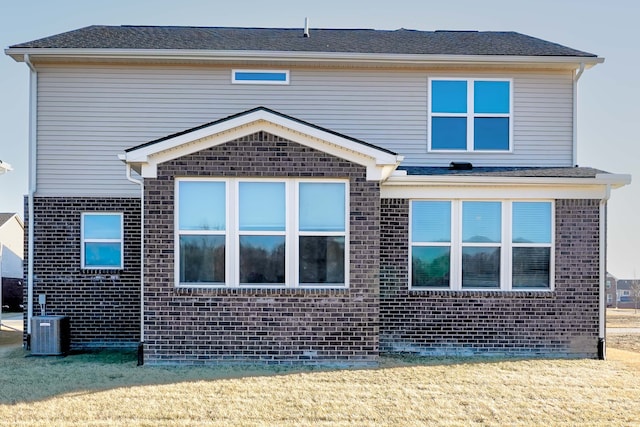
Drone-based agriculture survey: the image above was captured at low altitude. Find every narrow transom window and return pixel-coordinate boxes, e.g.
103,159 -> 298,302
81,213 -> 123,269
429,78 -> 512,152
232,70 -> 290,85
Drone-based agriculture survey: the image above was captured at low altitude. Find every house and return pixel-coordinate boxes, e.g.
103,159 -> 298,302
0,213 -> 24,311
612,279 -> 640,309
0,160 -> 12,174
5,25 -> 631,364
605,273 -> 617,307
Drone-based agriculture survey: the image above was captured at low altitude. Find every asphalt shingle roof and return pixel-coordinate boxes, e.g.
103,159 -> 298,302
9,26 -> 596,57
0,213 -> 16,227
399,166 -> 608,178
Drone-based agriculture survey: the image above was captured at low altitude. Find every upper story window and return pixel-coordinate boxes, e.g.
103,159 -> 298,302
232,69 -> 290,85
428,78 -> 512,152
176,178 -> 348,288
81,213 -> 123,269
410,200 -> 553,291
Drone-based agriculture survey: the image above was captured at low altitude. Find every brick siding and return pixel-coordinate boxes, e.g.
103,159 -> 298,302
143,131 -> 380,365
380,198 -> 601,357
23,197 -> 141,349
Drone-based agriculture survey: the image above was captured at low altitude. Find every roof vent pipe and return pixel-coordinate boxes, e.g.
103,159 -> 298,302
304,17 -> 310,38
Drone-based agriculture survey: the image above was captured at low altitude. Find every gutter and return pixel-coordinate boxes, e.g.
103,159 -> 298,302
24,54 -> 37,342
125,164 -> 145,366
598,184 -> 611,360
383,173 -> 631,188
5,47 -> 604,69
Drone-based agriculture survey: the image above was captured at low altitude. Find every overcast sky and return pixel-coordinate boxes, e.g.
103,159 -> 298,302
0,0 -> 638,277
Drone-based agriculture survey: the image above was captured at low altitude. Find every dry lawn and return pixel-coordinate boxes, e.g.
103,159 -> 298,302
1,327 -> 640,426
607,308 -> 640,328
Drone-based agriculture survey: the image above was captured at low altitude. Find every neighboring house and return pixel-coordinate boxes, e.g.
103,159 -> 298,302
613,280 -> 640,309
0,213 -> 24,311
5,25 -> 631,364
0,160 -> 12,174
605,273 -> 617,307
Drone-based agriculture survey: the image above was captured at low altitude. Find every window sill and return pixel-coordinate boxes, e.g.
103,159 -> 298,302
175,286 -> 350,297
408,289 -> 556,298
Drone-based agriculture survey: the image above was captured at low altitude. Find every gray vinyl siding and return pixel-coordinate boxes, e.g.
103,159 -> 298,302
35,64 -> 574,196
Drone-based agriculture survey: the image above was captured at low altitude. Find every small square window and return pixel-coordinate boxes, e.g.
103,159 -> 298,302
81,213 -> 123,269
429,78 -> 511,152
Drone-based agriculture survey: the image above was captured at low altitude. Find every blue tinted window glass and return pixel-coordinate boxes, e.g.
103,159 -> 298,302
474,81 -> 510,113
432,80 -> 467,113
432,117 -> 467,150
299,183 -> 345,232
412,246 -> 450,287
513,202 -> 552,243
462,202 -> 501,243
239,182 -> 285,231
84,242 -> 121,267
84,214 -> 121,239
179,181 -> 225,231
234,71 -> 287,82
474,117 -> 509,150
412,201 -> 451,242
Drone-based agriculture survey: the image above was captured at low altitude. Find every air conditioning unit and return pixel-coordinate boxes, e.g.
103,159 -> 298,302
31,316 -> 70,356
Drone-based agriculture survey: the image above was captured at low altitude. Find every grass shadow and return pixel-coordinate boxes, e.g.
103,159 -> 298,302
0,334 -> 621,406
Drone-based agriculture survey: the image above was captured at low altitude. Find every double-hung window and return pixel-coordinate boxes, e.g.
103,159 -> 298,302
410,200 -> 553,290
81,213 -> 123,269
429,78 -> 512,151
176,179 -> 348,288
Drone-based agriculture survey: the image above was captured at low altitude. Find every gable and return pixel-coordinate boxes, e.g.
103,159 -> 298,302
120,107 -> 403,181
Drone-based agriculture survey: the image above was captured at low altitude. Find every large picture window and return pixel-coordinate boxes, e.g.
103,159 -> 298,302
410,200 -> 553,290
81,213 -> 123,269
429,78 -> 512,152
176,179 -> 348,288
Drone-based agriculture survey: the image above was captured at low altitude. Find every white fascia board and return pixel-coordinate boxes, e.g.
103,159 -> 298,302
382,183 -> 610,200
594,173 -> 632,188
381,174 -> 631,199
5,48 -> 604,68
121,109 -> 402,181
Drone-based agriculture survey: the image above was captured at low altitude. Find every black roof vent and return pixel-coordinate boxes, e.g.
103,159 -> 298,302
449,162 -> 473,170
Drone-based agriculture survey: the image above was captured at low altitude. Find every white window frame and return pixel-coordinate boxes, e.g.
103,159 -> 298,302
231,69 -> 290,85
409,200 -> 554,291
427,77 -> 513,152
175,178 -> 349,289
81,212 -> 124,269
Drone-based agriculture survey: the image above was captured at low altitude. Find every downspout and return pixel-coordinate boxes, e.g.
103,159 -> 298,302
125,164 -> 145,365
24,54 -> 37,346
598,184 -> 611,360
572,62 -> 585,166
